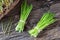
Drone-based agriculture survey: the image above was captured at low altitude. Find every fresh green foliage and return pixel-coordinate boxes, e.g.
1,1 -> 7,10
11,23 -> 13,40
15,0 -> 33,32
28,11 -> 56,37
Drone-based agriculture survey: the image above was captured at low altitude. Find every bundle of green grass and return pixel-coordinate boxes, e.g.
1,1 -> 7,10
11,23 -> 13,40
15,0 -> 33,32
28,12 -> 56,37
15,0 -> 56,37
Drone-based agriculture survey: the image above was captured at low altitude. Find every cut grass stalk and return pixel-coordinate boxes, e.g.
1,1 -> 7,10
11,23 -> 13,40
15,0 -> 33,32
28,11 -> 56,37
1,17 -> 13,34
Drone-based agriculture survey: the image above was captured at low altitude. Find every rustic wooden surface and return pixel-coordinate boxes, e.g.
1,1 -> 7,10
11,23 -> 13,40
0,0 -> 60,40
